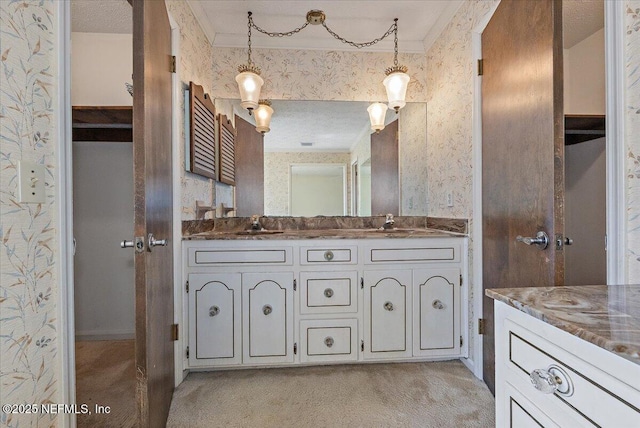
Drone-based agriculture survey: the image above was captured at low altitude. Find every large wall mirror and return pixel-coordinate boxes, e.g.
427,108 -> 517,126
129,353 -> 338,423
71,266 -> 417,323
229,99 -> 427,217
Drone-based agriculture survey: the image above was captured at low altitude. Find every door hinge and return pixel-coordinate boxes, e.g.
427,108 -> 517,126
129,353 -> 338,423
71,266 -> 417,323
186,346 -> 189,359
460,274 -> 463,286
477,58 -> 484,76
361,340 -> 364,352
293,279 -> 297,291
460,336 -> 463,347
171,324 -> 179,341
478,318 -> 486,335
186,280 -> 189,293
360,277 -> 364,289
294,343 -> 297,355
170,55 -> 176,73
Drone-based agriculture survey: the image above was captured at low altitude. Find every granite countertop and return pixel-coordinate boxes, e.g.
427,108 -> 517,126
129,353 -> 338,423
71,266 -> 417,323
184,227 -> 460,240
486,284 -> 640,364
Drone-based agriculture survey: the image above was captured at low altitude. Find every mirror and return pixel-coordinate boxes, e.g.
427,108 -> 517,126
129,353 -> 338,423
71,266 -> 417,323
228,99 -> 427,217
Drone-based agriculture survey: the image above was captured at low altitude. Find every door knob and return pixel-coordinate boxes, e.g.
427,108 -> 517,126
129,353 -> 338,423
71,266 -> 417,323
120,236 -> 145,253
516,231 -> 549,250
148,233 -> 168,249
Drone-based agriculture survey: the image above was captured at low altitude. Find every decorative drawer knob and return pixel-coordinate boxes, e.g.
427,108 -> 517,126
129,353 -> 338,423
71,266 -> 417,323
432,299 -> 444,309
262,305 -> 273,316
530,365 -> 573,396
324,288 -> 334,298
324,250 -> 334,261
209,306 -> 220,317
384,301 -> 394,311
324,337 -> 334,348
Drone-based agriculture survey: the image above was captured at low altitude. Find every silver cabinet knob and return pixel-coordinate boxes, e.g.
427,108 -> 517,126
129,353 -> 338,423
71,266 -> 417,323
209,306 -> 220,317
530,365 -> 573,396
262,305 -> 273,316
324,288 -> 334,298
384,301 -> 394,311
516,231 -> 549,250
432,299 -> 444,309
324,337 -> 334,348
324,250 -> 334,261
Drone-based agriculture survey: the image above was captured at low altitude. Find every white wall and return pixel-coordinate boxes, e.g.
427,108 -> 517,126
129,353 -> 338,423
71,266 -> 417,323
73,142 -> 135,339
564,28 -> 605,115
71,32 -> 133,106
291,170 -> 345,216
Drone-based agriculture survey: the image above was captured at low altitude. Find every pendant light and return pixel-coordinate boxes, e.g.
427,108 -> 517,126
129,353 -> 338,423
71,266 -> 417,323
255,100 -> 274,134
236,12 -> 264,114
367,102 -> 388,133
383,19 -> 410,114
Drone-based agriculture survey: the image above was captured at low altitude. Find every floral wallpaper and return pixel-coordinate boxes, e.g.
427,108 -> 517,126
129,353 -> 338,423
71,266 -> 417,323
0,1 -> 59,427
399,103 -> 428,216
264,152 -> 351,215
626,2 -> 640,282
212,47 -> 427,102
166,0 -> 217,220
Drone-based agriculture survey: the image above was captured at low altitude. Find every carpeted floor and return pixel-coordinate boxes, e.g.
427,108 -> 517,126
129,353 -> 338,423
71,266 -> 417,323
75,339 -> 136,428
167,361 -> 495,428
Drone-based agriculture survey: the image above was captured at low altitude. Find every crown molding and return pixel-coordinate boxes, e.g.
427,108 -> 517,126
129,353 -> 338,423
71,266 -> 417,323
422,0 -> 464,52
185,0 -> 216,45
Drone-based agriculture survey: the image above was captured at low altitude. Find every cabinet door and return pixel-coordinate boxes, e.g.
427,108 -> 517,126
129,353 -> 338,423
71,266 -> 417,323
363,270 -> 412,359
242,272 -> 294,364
412,268 -> 461,357
188,273 -> 242,367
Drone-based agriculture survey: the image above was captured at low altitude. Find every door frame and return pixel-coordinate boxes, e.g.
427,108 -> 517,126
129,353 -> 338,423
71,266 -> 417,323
469,0 -> 627,381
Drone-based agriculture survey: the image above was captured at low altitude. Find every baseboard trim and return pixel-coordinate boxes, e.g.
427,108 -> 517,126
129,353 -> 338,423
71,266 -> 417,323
76,331 -> 135,341
461,356 -> 478,378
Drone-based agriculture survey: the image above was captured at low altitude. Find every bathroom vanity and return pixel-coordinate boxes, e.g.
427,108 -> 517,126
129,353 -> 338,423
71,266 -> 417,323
182,217 -> 468,370
487,285 -> 640,427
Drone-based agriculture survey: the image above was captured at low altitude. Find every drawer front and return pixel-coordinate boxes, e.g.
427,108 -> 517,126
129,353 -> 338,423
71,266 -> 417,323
300,271 -> 358,314
300,319 -> 358,363
301,246 -> 357,265
364,244 -> 459,264
503,382 -> 560,428
506,320 -> 640,427
188,247 -> 292,266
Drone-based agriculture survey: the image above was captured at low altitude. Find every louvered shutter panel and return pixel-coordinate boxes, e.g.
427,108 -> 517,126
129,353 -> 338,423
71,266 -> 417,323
218,114 -> 236,185
189,82 -> 216,180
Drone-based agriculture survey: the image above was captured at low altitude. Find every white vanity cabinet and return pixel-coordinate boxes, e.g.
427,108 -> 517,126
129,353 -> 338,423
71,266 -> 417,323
183,236 -> 466,370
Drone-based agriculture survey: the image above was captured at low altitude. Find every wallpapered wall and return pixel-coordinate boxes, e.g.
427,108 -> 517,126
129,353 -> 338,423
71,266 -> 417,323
264,152 -> 352,215
0,1 -> 59,427
399,103 -> 428,216
626,2 -> 640,282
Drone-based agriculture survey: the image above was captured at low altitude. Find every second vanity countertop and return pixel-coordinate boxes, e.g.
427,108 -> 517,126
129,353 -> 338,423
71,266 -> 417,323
184,227 -> 459,240
486,284 -> 640,364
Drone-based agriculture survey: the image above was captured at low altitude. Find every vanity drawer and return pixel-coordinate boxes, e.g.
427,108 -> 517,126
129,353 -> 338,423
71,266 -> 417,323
505,319 -> 640,427
301,246 -> 357,265
300,271 -> 358,314
188,247 -> 293,266
364,243 -> 459,264
300,319 -> 358,363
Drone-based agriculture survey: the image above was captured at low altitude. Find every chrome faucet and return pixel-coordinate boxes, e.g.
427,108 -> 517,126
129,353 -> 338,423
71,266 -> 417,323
250,215 -> 262,231
382,213 -> 395,230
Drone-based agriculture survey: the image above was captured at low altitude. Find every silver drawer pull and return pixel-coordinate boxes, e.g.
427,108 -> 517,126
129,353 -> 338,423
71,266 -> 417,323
432,299 -> 444,309
209,306 -> 220,317
262,305 -> 273,316
324,250 -> 334,261
384,301 -> 394,311
324,288 -> 334,298
324,337 -> 334,348
530,365 -> 573,396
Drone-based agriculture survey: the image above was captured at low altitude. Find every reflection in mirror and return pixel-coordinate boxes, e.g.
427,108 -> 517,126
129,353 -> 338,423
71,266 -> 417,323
229,99 -> 427,217
290,164 -> 346,216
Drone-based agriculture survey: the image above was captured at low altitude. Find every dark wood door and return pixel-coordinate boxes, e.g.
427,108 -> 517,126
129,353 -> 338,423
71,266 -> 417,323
481,0 -> 564,394
371,119 -> 399,216
235,115 -> 264,216
132,0 -> 174,425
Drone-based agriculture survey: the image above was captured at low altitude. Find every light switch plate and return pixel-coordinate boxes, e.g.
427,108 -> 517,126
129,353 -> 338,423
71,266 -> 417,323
18,160 -> 46,203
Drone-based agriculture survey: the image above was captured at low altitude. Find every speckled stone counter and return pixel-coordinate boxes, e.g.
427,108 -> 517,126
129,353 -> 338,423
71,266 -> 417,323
182,216 -> 467,240
486,285 -> 640,363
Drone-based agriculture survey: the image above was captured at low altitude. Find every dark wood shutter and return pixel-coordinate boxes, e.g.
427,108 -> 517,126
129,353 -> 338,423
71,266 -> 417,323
218,114 -> 236,185
189,82 -> 216,179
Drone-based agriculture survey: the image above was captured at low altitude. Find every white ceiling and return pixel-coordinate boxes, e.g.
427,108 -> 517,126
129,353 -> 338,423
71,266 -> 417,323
563,0 -> 604,48
71,0 -> 132,34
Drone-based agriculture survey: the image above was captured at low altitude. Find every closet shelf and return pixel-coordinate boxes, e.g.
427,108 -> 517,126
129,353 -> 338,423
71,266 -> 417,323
565,114 -> 605,145
72,106 -> 133,142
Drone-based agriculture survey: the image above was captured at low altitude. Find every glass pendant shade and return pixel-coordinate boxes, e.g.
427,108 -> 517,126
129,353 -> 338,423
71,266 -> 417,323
255,100 -> 274,134
383,70 -> 410,112
367,102 -> 388,133
235,70 -> 264,112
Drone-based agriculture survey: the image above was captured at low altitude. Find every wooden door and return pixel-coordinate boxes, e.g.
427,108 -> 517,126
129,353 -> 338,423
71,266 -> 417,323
132,0 -> 174,425
235,115 -> 264,216
481,0 -> 564,394
371,119 -> 399,216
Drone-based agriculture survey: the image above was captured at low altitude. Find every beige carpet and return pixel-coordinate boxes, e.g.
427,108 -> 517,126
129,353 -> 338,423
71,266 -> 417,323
167,361 -> 494,428
75,339 -> 136,428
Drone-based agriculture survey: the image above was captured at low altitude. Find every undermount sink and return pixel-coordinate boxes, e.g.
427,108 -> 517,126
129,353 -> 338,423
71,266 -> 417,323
235,229 -> 285,235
